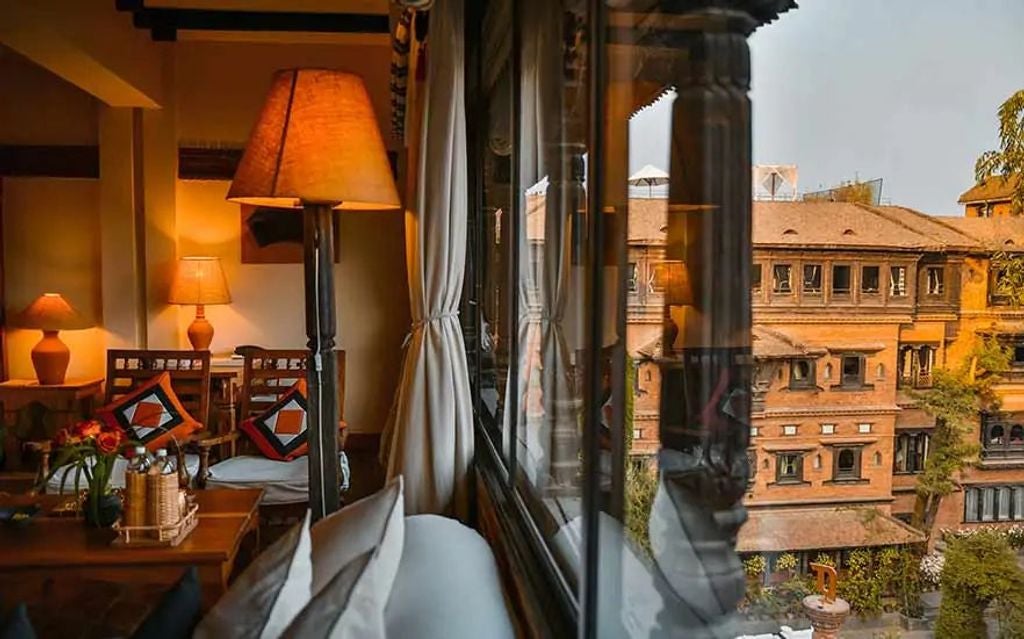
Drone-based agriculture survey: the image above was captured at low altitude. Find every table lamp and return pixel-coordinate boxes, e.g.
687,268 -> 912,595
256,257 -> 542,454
656,261 -> 693,352
227,69 -> 400,519
169,256 -> 232,351
19,293 -> 82,385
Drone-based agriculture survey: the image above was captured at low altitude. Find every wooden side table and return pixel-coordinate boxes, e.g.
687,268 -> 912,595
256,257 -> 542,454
0,488 -> 263,636
0,378 -> 104,479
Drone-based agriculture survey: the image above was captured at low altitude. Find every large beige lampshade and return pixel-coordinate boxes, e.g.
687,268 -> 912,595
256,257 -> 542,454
19,293 -> 83,330
227,69 -> 401,210
169,257 -> 231,306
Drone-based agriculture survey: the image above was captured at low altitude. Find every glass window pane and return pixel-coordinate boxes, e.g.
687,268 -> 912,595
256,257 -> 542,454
510,0 -> 589,596
999,487 -> 1011,521
472,0 -> 515,461
965,488 -> 979,522
1014,487 -> 1024,520
982,487 -> 996,521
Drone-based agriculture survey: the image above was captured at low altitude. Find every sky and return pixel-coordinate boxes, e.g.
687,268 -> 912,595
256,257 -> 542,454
629,0 -> 1024,215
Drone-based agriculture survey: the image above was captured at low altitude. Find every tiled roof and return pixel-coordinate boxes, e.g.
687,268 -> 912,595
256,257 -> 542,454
737,507 -> 926,553
752,326 -> 820,360
958,174 -> 1020,203
753,201 -> 978,251
939,216 -> 1024,252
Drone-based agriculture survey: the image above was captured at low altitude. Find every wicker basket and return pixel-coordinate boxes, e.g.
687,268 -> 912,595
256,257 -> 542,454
112,502 -> 198,548
147,472 -> 184,541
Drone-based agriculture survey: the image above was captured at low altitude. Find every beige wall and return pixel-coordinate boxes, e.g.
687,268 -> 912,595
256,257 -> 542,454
176,181 -> 408,433
1,48 -> 106,380
2,37 -> 410,435
2,178 -> 105,380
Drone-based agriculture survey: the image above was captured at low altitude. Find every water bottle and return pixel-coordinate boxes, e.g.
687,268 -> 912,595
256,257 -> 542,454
147,448 -> 178,534
124,447 -> 151,528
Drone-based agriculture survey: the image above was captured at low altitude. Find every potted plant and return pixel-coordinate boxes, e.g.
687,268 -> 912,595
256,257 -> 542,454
46,419 -> 129,527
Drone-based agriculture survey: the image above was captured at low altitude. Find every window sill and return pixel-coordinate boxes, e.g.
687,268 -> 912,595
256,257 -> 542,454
824,477 -> 869,485
768,479 -> 811,488
830,383 -> 875,392
786,384 -> 823,392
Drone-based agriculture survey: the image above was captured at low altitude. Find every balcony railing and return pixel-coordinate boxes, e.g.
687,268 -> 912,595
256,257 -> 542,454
898,370 -> 932,389
982,418 -> 1024,460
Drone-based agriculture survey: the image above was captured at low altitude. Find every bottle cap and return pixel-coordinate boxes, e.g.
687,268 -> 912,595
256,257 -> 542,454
155,448 -> 168,457
134,446 -> 147,455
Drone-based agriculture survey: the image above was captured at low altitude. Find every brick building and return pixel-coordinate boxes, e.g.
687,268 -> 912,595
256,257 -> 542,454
625,192 -> 1024,568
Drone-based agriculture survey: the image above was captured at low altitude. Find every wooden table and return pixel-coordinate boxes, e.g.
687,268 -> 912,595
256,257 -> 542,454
0,488 -> 262,631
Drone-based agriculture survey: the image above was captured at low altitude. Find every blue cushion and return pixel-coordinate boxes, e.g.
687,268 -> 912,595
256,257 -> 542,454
0,604 -> 36,639
131,567 -> 202,639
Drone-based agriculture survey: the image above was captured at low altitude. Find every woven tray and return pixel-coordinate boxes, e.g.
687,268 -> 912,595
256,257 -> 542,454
111,504 -> 199,548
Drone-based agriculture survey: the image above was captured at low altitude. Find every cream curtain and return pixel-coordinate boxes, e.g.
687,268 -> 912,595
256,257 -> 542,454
382,0 -> 472,518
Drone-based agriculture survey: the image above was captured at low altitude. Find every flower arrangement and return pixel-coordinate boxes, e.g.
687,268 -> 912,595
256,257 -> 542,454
743,554 -> 767,578
48,419 -> 130,526
941,524 -> 1024,550
775,552 -> 799,572
920,552 -> 945,588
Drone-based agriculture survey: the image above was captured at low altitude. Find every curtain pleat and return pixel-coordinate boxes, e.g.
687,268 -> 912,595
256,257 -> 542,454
382,0 -> 472,519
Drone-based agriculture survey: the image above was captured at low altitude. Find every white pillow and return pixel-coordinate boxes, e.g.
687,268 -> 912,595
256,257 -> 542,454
195,510 -> 312,639
286,476 -> 403,637
282,550 -> 383,638
310,476 -> 405,595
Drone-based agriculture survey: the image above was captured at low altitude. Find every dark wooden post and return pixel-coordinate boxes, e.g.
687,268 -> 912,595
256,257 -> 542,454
303,203 -> 341,521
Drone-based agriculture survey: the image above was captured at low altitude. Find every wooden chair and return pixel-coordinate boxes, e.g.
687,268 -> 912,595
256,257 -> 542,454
38,350 -> 213,493
105,349 -> 213,426
195,348 -> 347,510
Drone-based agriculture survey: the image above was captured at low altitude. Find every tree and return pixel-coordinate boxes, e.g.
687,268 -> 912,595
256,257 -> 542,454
975,89 -> 1024,214
911,338 -> 1010,536
936,529 -> 1024,638
991,250 -> 1024,306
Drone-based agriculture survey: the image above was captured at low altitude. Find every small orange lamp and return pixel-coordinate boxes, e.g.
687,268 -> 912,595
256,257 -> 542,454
656,261 -> 693,352
19,293 -> 82,385
169,256 -> 231,351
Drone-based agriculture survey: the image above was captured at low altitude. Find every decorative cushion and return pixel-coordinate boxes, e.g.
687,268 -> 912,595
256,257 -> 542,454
0,604 -> 36,639
276,477 -> 403,638
206,453 -> 351,505
383,515 -> 515,639
239,380 -> 309,461
47,454 -> 202,494
281,551 -> 377,639
130,566 -> 202,639
96,373 -> 202,452
309,476 -> 405,595
194,511 -> 312,639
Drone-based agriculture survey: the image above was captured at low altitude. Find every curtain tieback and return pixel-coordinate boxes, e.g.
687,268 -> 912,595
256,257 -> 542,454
402,311 -> 459,347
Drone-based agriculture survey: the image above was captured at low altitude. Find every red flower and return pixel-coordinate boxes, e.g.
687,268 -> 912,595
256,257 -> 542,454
72,420 -> 102,440
95,430 -> 123,455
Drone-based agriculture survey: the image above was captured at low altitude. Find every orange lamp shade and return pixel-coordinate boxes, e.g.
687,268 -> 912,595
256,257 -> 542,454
227,69 -> 401,211
18,293 -> 83,330
656,261 -> 693,306
169,257 -> 231,306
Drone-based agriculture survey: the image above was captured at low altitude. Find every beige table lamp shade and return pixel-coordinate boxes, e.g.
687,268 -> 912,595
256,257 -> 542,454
227,69 -> 401,210
169,257 -> 231,306
19,293 -> 82,330
656,261 -> 693,306
169,257 -> 230,351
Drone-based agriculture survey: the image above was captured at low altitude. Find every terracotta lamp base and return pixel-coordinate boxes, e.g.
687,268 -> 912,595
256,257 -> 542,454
187,305 -> 215,351
32,330 -> 70,385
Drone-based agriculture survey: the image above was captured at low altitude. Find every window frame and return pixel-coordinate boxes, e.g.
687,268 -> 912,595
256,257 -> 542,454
788,358 -> 817,390
889,265 -> 908,297
802,263 -> 823,295
831,263 -> 852,296
926,265 -> 945,296
832,446 -> 863,481
837,353 -> 866,389
775,452 -> 805,484
772,263 -> 793,294
861,265 -> 880,294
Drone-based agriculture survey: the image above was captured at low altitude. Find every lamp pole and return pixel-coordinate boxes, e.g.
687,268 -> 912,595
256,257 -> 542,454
303,203 -> 342,521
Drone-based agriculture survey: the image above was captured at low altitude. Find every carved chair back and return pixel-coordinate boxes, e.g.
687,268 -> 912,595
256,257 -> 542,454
104,350 -> 212,428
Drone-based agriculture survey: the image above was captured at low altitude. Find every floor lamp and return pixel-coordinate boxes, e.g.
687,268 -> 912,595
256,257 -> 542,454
227,69 -> 400,520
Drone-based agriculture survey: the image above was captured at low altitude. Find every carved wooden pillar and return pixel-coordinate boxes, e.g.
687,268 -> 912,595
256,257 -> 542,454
649,5 -> 762,629
303,204 -> 341,521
